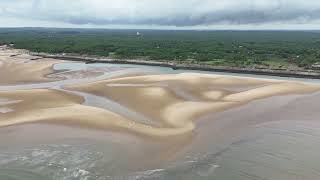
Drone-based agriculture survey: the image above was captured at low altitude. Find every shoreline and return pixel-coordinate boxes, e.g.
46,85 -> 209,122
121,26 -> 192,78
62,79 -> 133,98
3,46 -> 320,179
2,48 -> 320,137
30,51 -> 320,79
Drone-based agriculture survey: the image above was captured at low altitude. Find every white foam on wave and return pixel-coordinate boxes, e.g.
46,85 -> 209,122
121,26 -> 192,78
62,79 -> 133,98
132,168 -> 165,179
143,169 -> 165,175
72,169 -> 90,180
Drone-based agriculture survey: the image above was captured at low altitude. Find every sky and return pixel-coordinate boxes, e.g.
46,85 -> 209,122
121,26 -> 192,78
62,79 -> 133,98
0,0 -> 320,30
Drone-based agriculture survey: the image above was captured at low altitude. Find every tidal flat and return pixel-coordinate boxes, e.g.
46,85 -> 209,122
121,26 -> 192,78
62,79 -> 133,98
1,48 -> 320,180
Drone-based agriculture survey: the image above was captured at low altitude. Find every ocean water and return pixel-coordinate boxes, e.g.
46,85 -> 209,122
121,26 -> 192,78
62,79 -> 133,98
1,120 -> 320,180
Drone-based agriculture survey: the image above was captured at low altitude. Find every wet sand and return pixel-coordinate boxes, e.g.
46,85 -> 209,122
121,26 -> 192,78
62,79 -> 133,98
1,48 -> 320,179
0,48 -> 319,138
0,49 -> 62,84
67,73 -> 319,137
1,74 -> 319,138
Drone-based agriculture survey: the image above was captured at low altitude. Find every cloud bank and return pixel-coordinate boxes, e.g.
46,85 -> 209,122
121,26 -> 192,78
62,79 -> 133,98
0,0 -> 320,29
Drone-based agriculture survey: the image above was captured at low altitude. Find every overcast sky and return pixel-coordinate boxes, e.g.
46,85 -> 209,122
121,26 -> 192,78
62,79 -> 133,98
0,0 -> 320,29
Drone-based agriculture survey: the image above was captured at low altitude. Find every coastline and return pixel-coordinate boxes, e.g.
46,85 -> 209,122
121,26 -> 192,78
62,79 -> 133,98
3,46 -> 320,179
30,51 -> 320,79
2,47 -> 320,138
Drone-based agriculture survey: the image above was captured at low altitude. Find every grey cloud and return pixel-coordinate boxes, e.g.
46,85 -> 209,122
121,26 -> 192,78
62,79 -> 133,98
1,0 -> 320,27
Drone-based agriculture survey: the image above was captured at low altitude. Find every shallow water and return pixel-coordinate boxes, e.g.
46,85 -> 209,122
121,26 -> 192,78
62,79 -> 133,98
2,96 -> 320,180
1,62 -> 320,180
62,89 -> 159,126
54,62 -> 320,84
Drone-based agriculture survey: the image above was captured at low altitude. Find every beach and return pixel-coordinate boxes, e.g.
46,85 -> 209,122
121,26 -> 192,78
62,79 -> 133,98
1,47 -> 320,179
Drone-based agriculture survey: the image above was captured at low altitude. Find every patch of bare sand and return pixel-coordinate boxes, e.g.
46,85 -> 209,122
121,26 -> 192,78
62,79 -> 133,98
0,79 -> 318,137
0,89 -> 197,137
65,73 -> 320,137
105,73 -> 273,88
223,82 -> 320,102
0,51 -> 60,84
0,48 -> 139,85
0,48 -> 319,138
101,73 -> 280,101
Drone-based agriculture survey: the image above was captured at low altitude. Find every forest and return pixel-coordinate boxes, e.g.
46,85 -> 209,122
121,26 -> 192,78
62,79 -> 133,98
1,28 -> 320,70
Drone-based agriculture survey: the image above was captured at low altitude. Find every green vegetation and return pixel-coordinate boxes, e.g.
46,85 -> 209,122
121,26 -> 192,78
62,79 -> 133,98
1,28 -> 320,69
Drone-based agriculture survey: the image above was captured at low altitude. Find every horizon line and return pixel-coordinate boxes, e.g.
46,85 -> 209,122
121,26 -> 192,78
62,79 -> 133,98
1,26 -> 320,31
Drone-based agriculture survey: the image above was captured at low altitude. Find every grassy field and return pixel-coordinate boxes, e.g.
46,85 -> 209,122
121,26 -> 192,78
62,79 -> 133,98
1,28 -> 320,70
